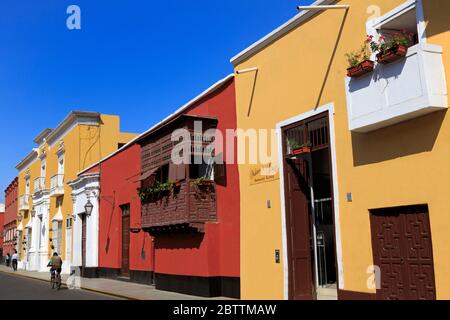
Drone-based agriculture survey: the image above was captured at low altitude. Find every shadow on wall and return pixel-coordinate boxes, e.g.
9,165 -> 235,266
423,0 -> 450,39
352,110 -> 447,166
155,233 -> 204,250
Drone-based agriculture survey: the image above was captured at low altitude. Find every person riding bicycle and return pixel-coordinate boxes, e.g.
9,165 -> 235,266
47,252 -> 63,277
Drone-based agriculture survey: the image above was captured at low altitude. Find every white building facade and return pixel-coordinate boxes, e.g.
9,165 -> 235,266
68,172 -> 100,278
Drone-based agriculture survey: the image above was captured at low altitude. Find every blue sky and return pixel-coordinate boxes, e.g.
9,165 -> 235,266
0,0 -> 313,201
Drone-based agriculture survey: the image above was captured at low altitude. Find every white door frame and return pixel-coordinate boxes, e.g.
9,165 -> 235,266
276,103 -> 344,299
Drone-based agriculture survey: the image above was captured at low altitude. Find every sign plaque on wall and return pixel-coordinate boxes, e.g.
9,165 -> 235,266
249,162 -> 280,185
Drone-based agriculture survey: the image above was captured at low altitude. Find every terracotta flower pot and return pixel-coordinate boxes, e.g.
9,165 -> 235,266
292,146 -> 312,155
377,45 -> 408,64
347,60 -> 375,78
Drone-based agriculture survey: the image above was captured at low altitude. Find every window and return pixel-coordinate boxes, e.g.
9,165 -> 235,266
121,204 -> 130,217
51,221 -> 63,255
66,217 -> 73,229
57,222 -> 63,256
189,156 -> 214,180
17,231 -> 23,259
41,158 -> 47,178
367,0 -> 426,47
26,228 -> 32,252
25,178 -> 30,195
57,153 -> 65,175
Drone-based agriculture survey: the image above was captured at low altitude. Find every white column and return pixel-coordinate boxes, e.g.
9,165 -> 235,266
86,192 -> 99,268
38,198 -> 50,272
72,212 -> 82,267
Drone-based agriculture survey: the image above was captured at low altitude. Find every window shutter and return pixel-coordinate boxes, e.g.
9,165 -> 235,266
177,164 -> 186,181
169,163 -> 177,182
169,163 -> 186,182
214,153 -> 227,186
140,168 -> 158,188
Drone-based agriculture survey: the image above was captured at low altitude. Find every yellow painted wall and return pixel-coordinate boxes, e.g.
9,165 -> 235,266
17,113 -> 137,263
234,0 -> 450,299
17,156 -> 40,260
46,114 -> 137,260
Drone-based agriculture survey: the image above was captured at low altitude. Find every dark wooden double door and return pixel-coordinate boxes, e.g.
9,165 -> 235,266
284,158 -> 316,300
283,112 -> 335,300
370,205 -> 436,300
81,214 -> 87,276
121,205 -> 131,278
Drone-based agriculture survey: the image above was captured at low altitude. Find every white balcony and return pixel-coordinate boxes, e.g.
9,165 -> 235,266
33,177 -> 46,194
50,174 -> 65,197
345,43 -> 448,132
19,195 -> 30,211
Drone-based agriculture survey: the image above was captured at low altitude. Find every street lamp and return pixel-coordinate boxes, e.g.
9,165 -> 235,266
84,200 -> 94,216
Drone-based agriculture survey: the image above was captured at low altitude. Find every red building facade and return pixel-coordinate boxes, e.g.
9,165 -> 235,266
96,144 -> 154,284
0,208 -> 4,257
75,75 -> 239,298
3,178 -> 18,258
136,75 -> 240,298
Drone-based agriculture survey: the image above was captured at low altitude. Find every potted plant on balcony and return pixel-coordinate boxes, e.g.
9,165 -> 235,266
288,140 -> 312,155
345,43 -> 374,78
368,31 -> 414,65
191,177 -> 214,188
138,181 -> 174,202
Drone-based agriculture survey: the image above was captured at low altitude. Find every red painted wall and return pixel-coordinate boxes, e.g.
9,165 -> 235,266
154,78 -> 240,278
3,178 -> 18,256
98,144 -> 153,272
0,212 -> 4,251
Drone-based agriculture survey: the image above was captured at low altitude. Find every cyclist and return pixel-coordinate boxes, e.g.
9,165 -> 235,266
47,252 -> 63,288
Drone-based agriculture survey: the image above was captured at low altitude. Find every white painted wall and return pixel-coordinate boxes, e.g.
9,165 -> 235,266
69,174 -> 100,270
346,43 -> 448,132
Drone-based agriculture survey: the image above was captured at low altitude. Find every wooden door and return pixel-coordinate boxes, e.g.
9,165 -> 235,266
121,205 -> 131,277
81,214 -> 86,276
370,205 -> 436,300
284,158 -> 315,300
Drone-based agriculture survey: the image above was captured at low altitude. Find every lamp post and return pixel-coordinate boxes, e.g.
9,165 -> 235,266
84,200 -> 94,216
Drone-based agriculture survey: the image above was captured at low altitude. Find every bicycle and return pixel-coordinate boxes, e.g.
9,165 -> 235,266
50,269 -> 62,290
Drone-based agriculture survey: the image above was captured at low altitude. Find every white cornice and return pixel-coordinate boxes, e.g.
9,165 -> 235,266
67,172 -> 101,191
230,0 -> 335,66
46,111 -> 102,148
16,149 -> 38,173
33,128 -> 53,145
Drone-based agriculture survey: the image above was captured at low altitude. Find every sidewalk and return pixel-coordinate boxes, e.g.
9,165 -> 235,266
0,265 -> 231,300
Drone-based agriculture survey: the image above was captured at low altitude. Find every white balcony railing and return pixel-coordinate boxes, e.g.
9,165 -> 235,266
19,195 -> 30,211
345,43 -> 448,132
50,174 -> 65,197
33,177 -> 46,194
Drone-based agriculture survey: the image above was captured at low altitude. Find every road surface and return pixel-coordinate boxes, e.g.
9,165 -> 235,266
0,272 -> 122,300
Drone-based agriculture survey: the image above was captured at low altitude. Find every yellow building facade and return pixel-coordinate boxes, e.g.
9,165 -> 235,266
232,0 -> 449,299
16,112 -> 136,273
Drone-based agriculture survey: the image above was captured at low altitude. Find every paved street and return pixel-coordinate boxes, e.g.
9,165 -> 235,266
0,272 -> 121,300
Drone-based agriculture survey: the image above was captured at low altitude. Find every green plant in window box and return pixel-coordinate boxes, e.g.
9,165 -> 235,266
190,177 -> 214,188
288,140 -> 312,155
345,42 -> 374,78
367,31 -> 415,64
138,181 -> 174,202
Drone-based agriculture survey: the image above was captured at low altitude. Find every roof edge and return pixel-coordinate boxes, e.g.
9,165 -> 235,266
15,149 -> 38,172
45,111 -> 101,145
33,128 -> 53,145
230,0 -> 336,66
77,74 -> 234,176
